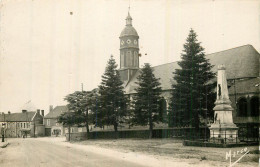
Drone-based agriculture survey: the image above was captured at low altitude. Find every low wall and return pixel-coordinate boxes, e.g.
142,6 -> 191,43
65,132 -> 87,141
183,140 -> 259,148
66,128 -> 210,141
87,128 -> 210,140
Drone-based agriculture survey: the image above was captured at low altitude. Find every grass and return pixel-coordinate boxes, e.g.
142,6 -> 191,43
76,138 -> 258,165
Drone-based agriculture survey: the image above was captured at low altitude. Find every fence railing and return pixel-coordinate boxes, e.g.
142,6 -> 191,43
183,125 -> 259,144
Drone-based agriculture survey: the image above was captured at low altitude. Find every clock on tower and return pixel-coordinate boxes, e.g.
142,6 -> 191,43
119,11 -> 140,82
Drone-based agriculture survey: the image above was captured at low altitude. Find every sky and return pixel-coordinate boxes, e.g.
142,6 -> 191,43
0,0 -> 259,114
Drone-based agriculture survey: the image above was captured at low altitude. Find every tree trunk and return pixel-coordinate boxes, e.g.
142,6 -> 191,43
114,123 -> 118,132
86,109 -> 89,133
114,123 -> 118,139
68,126 -> 71,141
149,117 -> 153,139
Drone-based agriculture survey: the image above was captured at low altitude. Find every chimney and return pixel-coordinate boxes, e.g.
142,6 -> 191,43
8,111 -> 11,114
41,110 -> 44,116
37,109 -> 40,115
22,110 -> 27,113
49,105 -> 53,112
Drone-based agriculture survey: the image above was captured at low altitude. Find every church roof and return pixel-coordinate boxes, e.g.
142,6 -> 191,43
228,77 -> 260,95
120,12 -> 138,37
124,45 -> 260,94
120,26 -> 138,37
207,44 -> 259,79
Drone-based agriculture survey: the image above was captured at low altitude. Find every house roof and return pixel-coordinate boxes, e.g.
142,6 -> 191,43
124,45 -> 260,94
44,105 -> 68,119
0,112 -> 36,122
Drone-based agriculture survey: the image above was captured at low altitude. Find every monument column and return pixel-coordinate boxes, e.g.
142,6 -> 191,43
209,65 -> 238,143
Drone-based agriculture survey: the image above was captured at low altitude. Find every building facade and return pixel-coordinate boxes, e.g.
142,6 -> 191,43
119,12 -> 259,127
44,105 -> 86,136
44,105 -> 68,136
0,109 -> 44,138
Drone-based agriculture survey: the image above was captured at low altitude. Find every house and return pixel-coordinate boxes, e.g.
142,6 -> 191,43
44,105 -> 86,136
0,109 -> 44,138
44,105 -> 68,136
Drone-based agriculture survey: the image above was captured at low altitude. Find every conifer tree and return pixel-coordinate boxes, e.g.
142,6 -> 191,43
132,63 -> 162,139
98,55 -> 128,133
168,29 -> 215,130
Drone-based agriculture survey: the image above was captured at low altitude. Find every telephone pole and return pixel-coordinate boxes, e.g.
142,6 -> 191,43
81,83 -> 83,92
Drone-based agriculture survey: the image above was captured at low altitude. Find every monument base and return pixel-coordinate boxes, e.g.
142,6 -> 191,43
209,124 -> 239,143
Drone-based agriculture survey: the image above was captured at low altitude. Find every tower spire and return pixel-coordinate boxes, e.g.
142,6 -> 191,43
128,0 -> 130,13
126,0 -> 132,26
126,10 -> 132,26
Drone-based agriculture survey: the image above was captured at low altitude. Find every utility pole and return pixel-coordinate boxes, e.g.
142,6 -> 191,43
234,78 -> 237,107
2,113 -> 5,142
81,83 -> 83,92
34,115 -> 36,138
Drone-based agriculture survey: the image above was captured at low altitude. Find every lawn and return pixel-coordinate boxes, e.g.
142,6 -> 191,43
76,138 -> 258,166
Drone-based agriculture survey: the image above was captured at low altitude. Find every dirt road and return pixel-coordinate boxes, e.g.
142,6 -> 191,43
0,138 -> 145,167
0,138 -> 257,167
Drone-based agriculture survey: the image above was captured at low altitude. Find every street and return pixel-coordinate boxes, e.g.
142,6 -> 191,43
0,138 -> 145,167
0,138 -> 257,167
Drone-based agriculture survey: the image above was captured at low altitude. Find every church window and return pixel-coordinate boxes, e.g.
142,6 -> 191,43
126,51 -> 131,67
250,96 -> 259,117
237,98 -> 247,117
134,51 -> 138,67
121,53 -> 124,68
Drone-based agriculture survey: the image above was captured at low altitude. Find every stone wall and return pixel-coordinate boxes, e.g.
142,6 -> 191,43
65,132 -> 87,141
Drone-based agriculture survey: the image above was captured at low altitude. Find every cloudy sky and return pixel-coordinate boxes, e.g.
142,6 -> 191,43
0,0 -> 259,114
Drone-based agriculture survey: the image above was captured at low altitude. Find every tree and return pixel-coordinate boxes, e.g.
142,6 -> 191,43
132,63 -> 162,139
86,88 -> 100,129
64,90 -> 94,137
168,29 -> 215,130
98,55 -> 128,133
57,112 -> 83,141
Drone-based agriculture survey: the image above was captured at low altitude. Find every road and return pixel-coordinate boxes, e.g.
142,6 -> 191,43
0,138 -> 145,167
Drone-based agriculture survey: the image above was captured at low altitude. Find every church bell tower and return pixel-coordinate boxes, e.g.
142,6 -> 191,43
119,11 -> 139,83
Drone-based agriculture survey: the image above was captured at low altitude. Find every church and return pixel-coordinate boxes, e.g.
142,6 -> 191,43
118,12 -> 259,128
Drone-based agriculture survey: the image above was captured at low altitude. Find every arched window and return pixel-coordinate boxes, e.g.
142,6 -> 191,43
126,51 -> 131,67
238,98 -> 247,117
120,53 -> 124,68
250,97 -> 259,117
134,51 -> 138,67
